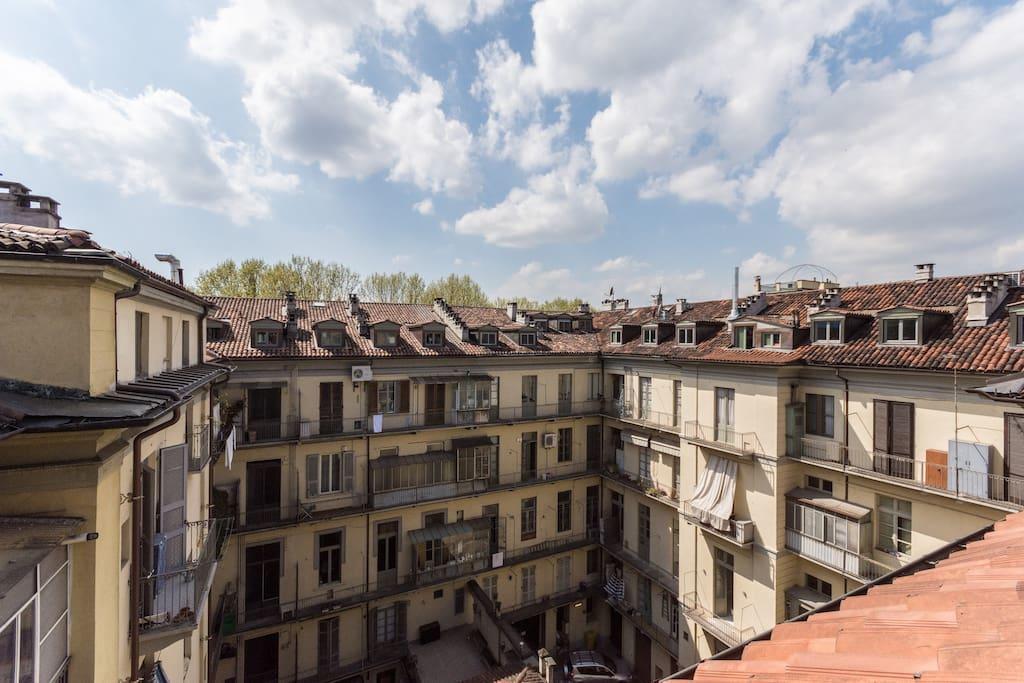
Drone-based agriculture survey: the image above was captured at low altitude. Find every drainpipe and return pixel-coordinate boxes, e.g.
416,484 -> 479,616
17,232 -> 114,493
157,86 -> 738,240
131,402 -> 182,683
114,281 -> 143,384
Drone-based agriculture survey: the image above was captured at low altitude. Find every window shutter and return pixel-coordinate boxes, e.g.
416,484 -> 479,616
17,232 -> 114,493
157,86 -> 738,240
398,381 -> 410,413
159,444 -> 188,569
367,607 -> 378,650
1008,415 -> 1024,479
367,382 -> 379,414
306,454 -> 320,497
340,528 -> 346,563
873,400 -> 889,452
396,601 -> 408,643
342,452 -> 355,493
891,403 -> 914,457
806,395 -> 819,435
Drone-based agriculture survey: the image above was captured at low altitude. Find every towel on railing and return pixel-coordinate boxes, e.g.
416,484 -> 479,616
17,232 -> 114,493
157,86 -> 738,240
687,455 -> 737,532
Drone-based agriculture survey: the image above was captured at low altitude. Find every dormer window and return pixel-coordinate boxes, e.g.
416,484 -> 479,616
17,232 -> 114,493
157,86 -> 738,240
1014,314 -> 1024,347
424,331 -> 444,347
519,331 -> 536,347
761,332 -> 782,348
374,329 -> 398,347
535,319 -> 548,331
318,329 -> 346,348
642,327 -> 658,345
557,318 -> 572,332
881,317 -> 918,345
610,329 -> 622,345
733,326 -> 754,349
207,321 -> 228,342
677,327 -> 695,345
479,331 -> 498,346
253,329 -> 280,347
813,319 -> 842,343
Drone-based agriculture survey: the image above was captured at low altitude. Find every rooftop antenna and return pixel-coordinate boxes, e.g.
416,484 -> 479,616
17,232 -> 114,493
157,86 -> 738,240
728,266 -> 740,320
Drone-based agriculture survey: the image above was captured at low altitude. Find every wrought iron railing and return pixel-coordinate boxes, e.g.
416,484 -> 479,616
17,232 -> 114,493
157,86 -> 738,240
187,422 -> 211,471
603,400 -> 682,431
681,502 -> 755,546
684,421 -> 759,455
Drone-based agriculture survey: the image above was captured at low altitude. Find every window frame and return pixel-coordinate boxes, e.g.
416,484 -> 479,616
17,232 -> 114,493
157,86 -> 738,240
557,490 -> 572,533
880,315 -> 920,345
479,330 -> 498,346
423,330 -> 444,347
677,326 -> 695,345
878,495 -> 912,556
252,328 -> 281,347
733,325 -> 754,349
557,427 -> 573,463
377,381 -> 399,414
317,529 -> 344,585
609,329 -> 622,345
521,497 -> 537,541
761,331 -> 782,348
318,616 -> 341,672
812,318 -> 842,343
317,328 -> 347,348
641,326 -> 658,345
805,393 -> 835,439
373,328 -> 399,348
519,331 -> 536,347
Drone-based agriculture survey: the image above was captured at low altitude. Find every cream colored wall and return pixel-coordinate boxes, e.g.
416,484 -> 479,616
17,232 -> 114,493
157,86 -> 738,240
115,289 -> 204,384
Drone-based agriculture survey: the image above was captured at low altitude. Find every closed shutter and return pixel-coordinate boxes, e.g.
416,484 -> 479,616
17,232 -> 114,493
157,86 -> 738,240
342,452 -> 355,492
396,601 -> 408,644
891,403 -> 914,456
873,400 -> 889,452
307,454 -> 320,497
1007,414 -> 1024,504
806,395 -> 819,435
159,444 -> 188,569
367,381 -> 378,414
398,380 -> 411,413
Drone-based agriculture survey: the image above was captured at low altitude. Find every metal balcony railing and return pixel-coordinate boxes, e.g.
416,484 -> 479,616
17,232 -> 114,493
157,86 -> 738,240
784,528 -> 890,583
604,462 -> 681,508
681,502 -> 755,547
139,518 -> 232,634
602,400 -> 682,432
235,418 -> 300,445
187,422 -> 211,471
233,494 -> 368,531
601,529 -> 678,595
684,421 -> 759,455
679,591 -> 754,648
606,588 -> 678,653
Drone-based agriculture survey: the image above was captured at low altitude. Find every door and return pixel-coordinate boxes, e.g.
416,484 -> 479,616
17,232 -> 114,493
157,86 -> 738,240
521,376 -> 537,418
586,424 -> 601,470
425,383 -> 446,425
521,432 -> 538,481
609,609 -> 622,653
610,491 -> 623,545
158,444 -> 187,570
245,632 -> 280,683
376,521 -> 399,587
637,504 -> 651,562
715,388 -> 735,443
558,373 -> 572,415
586,485 -> 600,534
319,382 -> 344,434
1007,414 -> 1024,504
246,460 -> 281,525
244,543 -> 281,621
482,504 -> 500,555
634,629 -> 652,683
248,387 -> 282,440
874,400 -> 914,478
639,377 -> 652,419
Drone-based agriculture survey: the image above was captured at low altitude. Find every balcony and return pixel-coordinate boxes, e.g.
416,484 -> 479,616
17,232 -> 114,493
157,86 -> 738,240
500,579 -> 602,623
505,528 -> 600,565
138,518 -> 232,647
601,524 -> 678,596
684,421 -> 759,457
603,460 -> 680,509
410,517 -> 500,585
679,591 -> 755,649
784,528 -> 890,583
788,435 -> 845,466
235,418 -> 300,445
606,587 -> 678,654
681,502 -> 755,548
187,422 -> 211,471
603,400 -> 682,434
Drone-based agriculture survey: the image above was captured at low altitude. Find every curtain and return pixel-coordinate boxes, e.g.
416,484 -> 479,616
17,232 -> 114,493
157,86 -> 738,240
688,455 -> 738,532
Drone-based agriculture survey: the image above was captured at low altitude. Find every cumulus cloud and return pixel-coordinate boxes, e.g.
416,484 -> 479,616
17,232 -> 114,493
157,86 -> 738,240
0,52 -> 295,223
496,261 -> 578,300
595,256 -> 648,272
454,147 -> 608,247
190,0 -> 485,196
413,198 -> 434,215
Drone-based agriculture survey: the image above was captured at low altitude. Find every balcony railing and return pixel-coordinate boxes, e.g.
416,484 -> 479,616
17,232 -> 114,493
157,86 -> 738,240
500,580 -> 601,623
606,589 -> 678,654
234,494 -> 368,531
679,591 -> 754,648
784,528 -> 890,583
187,422 -> 211,471
139,518 -> 232,634
601,528 -> 678,596
681,502 -> 755,547
603,400 -> 682,432
790,437 -> 1024,511
235,418 -> 300,445
684,421 -> 759,456
604,462 -> 680,508
505,528 -> 600,565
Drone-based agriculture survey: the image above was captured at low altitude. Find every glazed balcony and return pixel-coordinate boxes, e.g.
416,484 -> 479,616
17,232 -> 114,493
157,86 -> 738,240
784,528 -> 890,583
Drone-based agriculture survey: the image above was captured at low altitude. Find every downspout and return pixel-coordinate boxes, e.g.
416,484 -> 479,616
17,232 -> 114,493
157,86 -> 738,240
115,281 -> 143,384
130,401 -> 182,683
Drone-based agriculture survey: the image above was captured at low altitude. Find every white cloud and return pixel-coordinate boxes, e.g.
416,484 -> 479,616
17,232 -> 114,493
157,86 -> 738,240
901,5 -> 986,58
0,52 -> 295,223
595,256 -> 648,272
454,147 -> 608,247
745,1 -> 1024,277
641,164 -> 741,208
497,261 -> 578,300
740,252 -> 789,281
190,0 -> 484,196
413,198 -> 434,215
391,253 -> 412,265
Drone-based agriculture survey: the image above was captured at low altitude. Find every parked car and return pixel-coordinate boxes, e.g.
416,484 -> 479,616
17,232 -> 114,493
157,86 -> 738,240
565,650 -> 633,682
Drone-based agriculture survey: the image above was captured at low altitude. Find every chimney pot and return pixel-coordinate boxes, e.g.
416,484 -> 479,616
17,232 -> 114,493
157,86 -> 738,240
348,292 -> 360,316
915,263 -> 935,283
506,301 -> 518,321
754,275 -> 762,293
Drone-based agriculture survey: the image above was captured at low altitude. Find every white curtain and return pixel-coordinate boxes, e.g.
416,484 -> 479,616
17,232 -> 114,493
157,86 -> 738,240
688,455 -> 737,531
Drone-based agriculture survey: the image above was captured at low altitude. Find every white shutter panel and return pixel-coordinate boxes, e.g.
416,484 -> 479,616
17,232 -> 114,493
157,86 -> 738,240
159,444 -> 187,569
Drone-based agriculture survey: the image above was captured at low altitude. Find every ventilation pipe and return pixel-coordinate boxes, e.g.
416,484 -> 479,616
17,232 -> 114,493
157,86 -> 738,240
154,253 -> 183,285
728,266 -> 740,320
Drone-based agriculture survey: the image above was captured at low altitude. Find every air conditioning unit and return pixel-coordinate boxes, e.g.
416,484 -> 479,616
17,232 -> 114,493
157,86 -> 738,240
733,519 -> 755,544
542,433 -> 557,449
351,366 -> 373,382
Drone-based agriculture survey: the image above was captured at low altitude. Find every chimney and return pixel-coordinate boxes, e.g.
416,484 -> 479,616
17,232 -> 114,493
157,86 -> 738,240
728,266 -> 740,321
676,298 -> 692,312
154,254 -> 183,285
651,289 -> 663,309
506,301 -> 518,322
284,291 -> 298,339
966,273 -> 1012,327
348,292 -> 360,316
0,181 -> 61,228
915,263 -> 935,283
577,302 -> 590,315
753,275 -> 762,294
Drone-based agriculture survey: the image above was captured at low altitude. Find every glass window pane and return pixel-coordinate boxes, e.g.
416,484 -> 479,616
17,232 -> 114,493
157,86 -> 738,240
40,564 -> 68,635
0,622 -> 15,683
18,605 -> 34,683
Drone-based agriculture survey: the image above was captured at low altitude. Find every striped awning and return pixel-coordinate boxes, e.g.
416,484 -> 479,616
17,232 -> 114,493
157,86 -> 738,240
650,437 -> 680,457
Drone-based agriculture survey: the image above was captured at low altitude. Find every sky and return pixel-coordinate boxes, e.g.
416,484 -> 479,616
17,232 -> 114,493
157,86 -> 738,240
1,0 -> 1022,305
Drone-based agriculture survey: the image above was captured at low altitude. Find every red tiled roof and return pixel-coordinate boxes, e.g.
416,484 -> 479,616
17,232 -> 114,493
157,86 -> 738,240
680,511 -> 1024,682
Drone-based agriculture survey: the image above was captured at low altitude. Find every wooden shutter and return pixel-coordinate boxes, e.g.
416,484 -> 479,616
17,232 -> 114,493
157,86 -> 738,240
398,380 -> 410,413
306,453 -> 320,497
891,402 -> 914,457
342,452 -> 355,492
159,444 -> 188,569
873,400 -> 889,452
367,381 -> 378,414
806,395 -> 819,436
1006,414 -> 1024,478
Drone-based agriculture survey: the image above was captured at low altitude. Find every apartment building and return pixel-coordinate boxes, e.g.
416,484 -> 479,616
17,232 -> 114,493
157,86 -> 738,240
0,209 -> 231,682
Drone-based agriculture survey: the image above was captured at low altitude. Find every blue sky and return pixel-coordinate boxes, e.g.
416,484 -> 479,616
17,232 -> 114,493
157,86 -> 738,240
2,0 -> 1022,304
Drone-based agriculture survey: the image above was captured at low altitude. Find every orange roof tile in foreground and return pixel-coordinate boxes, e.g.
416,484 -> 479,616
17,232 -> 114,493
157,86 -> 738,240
671,511 -> 1024,682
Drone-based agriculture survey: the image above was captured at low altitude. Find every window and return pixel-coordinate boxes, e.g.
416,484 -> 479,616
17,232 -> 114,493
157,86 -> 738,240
521,565 -> 536,602
2,546 -> 69,683
535,319 -> 549,331
423,330 -> 444,347
317,530 -> 344,584
639,376 -> 652,419
805,394 -> 835,438
673,380 -> 682,427
557,490 -> 572,532
207,322 -> 226,341
874,400 -> 914,459
639,449 -> 651,482
373,328 -> 398,347
181,320 -> 190,365
806,573 -> 832,599
307,452 -> 355,496
610,329 -> 622,344
806,475 -> 834,494
557,427 -> 573,462
642,327 -> 658,344
588,372 -> 601,400
677,326 -> 695,345
457,446 -> 493,481
713,547 -> 734,619
733,326 -> 754,349
134,311 -> 150,377
163,316 -> 173,369
374,604 -> 399,645
558,319 -> 572,332
319,382 -> 344,434
482,575 -> 499,603
586,548 -> 600,575
253,328 -> 280,347
1015,315 -> 1024,346
479,330 -> 498,346
519,331 -> 536,346
318,617 -> 340,672
813,319 -> 842,343
556,556 -> 572,592
715,387 -> 735,440
454,587 -> 465,614
878,495 -> 912,555
521,497 -> 537,540
318,328 -> 346,348
761,331 -> 782,348
558,373 -> 573,405
456,379 -> 493,412
881,316 -> 919,344
378,381 -> 398,414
